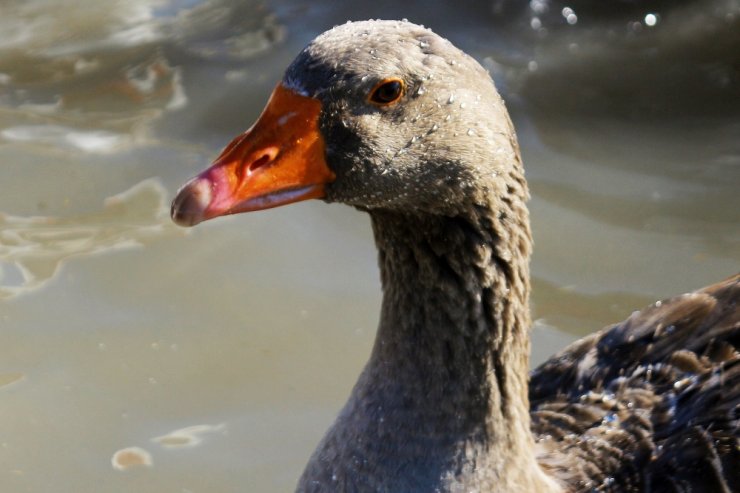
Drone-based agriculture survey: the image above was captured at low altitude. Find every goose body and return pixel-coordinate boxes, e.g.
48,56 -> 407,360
171,20 -> 740,493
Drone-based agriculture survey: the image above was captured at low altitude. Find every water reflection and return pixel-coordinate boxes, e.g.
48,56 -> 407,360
2,125 -> 130,153
0,179 -> 179,299
112,446 -> 153,471
153,423 -> 227,448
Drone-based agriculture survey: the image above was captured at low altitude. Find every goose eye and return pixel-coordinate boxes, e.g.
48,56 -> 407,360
368,78 -> 405,105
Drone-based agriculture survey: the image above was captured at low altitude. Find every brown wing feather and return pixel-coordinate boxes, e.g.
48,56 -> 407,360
529,274 -> 740,492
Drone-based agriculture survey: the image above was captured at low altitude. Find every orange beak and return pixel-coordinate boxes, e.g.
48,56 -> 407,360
171,83 -> 334,226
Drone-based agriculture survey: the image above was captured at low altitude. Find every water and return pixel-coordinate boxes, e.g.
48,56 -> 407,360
1,1 -> 738,491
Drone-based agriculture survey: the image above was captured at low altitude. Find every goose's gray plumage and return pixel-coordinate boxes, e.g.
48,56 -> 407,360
171,20 -> 740,493
531,276 -> 740,491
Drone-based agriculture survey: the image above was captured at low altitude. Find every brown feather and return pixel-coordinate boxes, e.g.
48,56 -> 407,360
531,274 -> 740,492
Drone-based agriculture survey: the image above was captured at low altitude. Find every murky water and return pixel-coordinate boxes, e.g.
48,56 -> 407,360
1,1 -> 738,491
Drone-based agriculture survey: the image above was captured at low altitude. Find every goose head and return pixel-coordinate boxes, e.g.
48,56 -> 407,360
171,20 -> 521,225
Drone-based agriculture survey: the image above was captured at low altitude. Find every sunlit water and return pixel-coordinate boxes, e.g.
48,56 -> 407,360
1,0 -> 738,491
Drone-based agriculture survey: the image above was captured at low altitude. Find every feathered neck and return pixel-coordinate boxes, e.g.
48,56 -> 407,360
365,194 -> 537,485
298,177 -> 560,491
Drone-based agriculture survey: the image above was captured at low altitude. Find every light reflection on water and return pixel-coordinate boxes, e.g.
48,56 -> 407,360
0,0 -> 738,491
0,179 -> 179,299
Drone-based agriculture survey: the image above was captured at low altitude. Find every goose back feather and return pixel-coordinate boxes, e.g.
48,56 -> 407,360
531,274 -> 740,492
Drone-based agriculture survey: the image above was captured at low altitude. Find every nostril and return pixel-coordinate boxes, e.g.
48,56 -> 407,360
249,153 -> 273,172
247,147 -> 280,174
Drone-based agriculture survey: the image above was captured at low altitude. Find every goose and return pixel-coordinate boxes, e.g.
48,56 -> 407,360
170,20 -> 740,493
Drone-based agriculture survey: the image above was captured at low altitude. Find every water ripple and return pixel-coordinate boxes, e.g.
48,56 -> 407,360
0,178 -> 182,299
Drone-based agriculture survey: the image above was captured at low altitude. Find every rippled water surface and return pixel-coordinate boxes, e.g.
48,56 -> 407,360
1,0 -> 738,491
